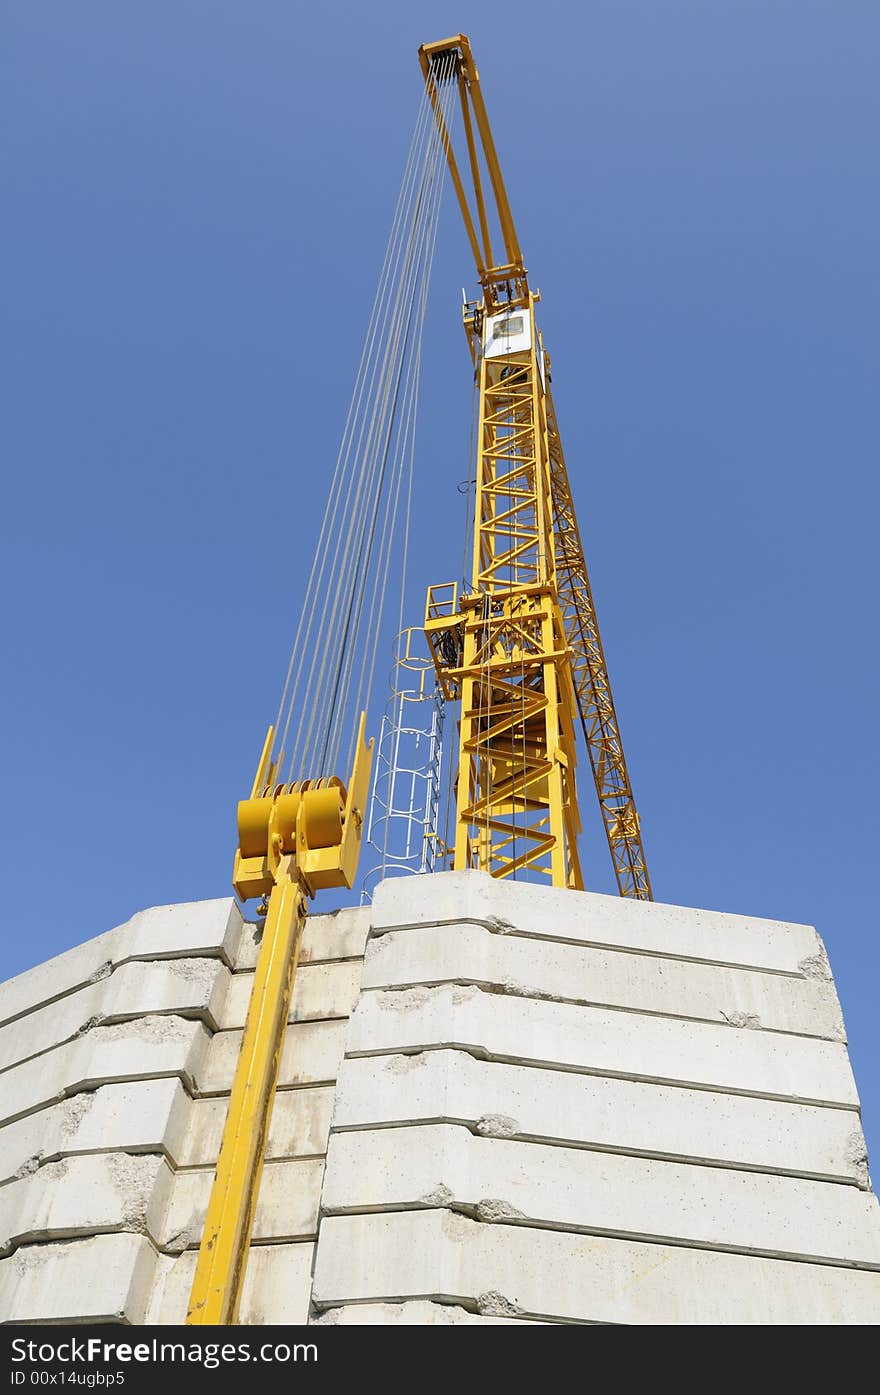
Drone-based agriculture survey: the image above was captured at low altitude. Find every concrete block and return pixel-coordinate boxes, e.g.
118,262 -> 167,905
200,1020 -> 348,1095
364,922 -> 844,1041
0,1232 -> 158,1324
0,1079 -> 192,1185
332,1050 -> 869,1186
0,927 -> 117,1033
301,907 -> 370,964
0,1154 -> 174,1257
235,907 -> 370,971
372,872 -> 828,976
348,984 -> 858,1106
323,1123 -> 880,1267
313,1301 -> 543,1325
178,1087 -> 334,1167
161,1158 -> 323,1251
219,961 -> 361,1031
312,1210 -> 880,1324
0,899 -> 242,1031
148,1243 -> 314,1324
0,959 -> 229,1074
0,1016 -> 211,1128
122,898 -> 243,967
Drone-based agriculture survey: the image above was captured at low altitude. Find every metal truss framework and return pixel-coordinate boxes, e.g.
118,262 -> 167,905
545,383 -> 652,898
427,302 -> 582,886
421,32 -> 652,896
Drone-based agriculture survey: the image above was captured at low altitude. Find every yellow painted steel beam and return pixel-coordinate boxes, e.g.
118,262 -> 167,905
456,75 -> 494,271
186,872 -> 306,1324
419,34 -> 526,310
418,42 -> 485,280
456,36 -> 523,272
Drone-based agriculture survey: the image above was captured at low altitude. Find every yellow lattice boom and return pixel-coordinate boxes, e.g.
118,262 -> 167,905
421,34 -> 652,897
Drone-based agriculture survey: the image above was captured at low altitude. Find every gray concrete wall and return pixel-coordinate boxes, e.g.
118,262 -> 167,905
313,872 -> 880,1324
0,899 -> 369,1324
1,872 -> 877,1325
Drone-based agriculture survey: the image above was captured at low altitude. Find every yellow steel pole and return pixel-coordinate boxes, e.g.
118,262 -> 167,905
186,870 -> 307,1324
418,45 -> 485,279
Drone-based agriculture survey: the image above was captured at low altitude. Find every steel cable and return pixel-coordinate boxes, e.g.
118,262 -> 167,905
313,64 -> 453,776
274,83 -> 435,765
272,55 -> 457,791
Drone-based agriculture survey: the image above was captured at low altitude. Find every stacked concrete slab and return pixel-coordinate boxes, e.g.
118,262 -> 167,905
0,898 -> 369,1324
1,871 -> 878,1325
313,873 -> 880,1324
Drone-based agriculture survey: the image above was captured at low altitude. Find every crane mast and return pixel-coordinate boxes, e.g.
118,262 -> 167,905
426,290 -> 583,886
421,34 -> 652,896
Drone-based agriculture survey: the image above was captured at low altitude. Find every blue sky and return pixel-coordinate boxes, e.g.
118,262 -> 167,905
2,3 -> 878,1165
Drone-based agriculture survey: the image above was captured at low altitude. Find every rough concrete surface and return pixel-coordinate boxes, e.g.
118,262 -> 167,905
312,1210 -> 880,1324
322,1122 -> 880,1266
348,983 -> 858,1105
219,960 -> 361,1030
363,921 -> 844,1040
313,1301 -> 546,1324
199,1019 -> 348,1095
0,899 -> 242,1030
148,1242 -> 315,1325
0,892 -> 360,1327
0,1078 -> 191,1185
234,907 -> 370,972
0,1153 -> 174,1256
162,1157 -> 323,1251
0,1016 -> 211,1128
0,876 -> 876,1326
0,959 -> 229,1074
0,1233 -> 159,1324
179,1087 -> 334,1167
372,872 -> 828,974
331,1050 -> 869,1186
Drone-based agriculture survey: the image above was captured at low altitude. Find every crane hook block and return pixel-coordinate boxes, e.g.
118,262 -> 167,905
232,712 -> 374,902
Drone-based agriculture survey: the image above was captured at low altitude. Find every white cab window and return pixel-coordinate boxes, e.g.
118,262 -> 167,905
484,309 -> 532,359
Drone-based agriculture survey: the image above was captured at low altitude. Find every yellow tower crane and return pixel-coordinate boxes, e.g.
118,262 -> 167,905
186,33 -> 650,1326
421,35 -> 651,898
